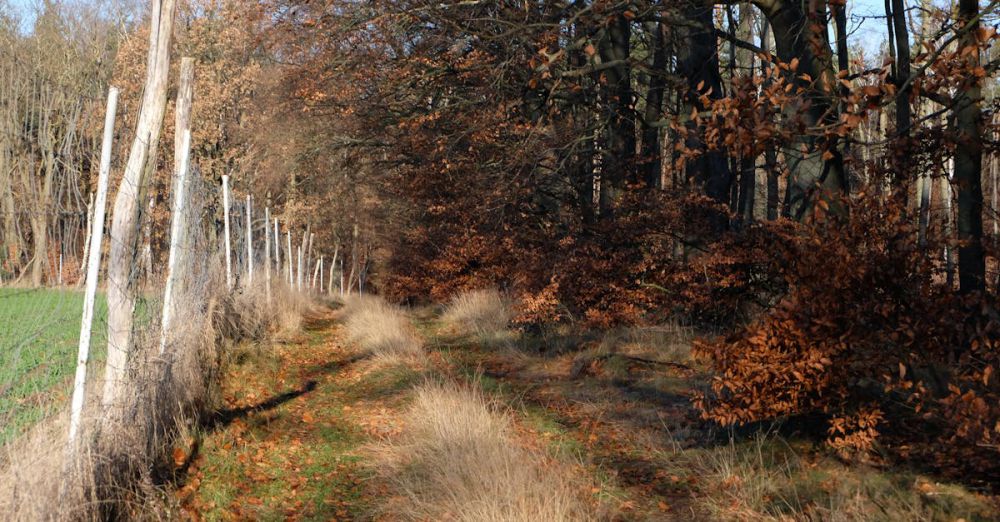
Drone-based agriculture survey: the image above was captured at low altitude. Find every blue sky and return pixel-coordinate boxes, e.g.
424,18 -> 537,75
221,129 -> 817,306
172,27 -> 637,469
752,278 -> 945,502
848,0 -> 898,54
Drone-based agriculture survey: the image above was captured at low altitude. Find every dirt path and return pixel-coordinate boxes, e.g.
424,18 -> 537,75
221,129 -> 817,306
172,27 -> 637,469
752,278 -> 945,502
176,308 -> 409,521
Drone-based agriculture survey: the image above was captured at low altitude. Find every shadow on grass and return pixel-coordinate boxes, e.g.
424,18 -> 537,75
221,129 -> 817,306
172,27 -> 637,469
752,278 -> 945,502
203,379 -> 319,430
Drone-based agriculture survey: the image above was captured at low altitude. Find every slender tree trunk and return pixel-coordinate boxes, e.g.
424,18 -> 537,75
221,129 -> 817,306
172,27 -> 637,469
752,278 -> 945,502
736,3 -> 756,222
954,0 -> 986,294
943,166 -> 955,289
641,21 -> 667,190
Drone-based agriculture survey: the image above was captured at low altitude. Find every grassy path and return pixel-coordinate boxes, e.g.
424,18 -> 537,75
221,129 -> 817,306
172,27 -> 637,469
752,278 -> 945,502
177,302 -> 999,521
177,307 -> 418,521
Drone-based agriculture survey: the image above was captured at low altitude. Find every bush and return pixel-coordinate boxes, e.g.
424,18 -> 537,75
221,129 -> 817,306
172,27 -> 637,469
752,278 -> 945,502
694,200 -> 1000,480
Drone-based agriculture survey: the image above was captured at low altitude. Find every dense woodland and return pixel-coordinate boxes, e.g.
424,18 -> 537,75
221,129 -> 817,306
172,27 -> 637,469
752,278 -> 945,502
2,0 -> 1000,490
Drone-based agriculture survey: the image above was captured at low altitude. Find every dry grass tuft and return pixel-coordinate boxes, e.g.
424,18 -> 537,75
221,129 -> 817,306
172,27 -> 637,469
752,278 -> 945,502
216,279 -> 311,345
342,296 -> 423,357
441,288 -> 514,339
662,432 -> 998,521
373,380 -> 597,521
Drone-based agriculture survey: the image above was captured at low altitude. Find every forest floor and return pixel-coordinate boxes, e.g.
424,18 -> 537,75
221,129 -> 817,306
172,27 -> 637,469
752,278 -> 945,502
174,302 -> 1000,521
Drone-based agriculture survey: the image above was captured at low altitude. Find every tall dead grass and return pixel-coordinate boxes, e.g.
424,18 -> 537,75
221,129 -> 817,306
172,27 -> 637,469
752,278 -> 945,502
441,288 -> 514,339
662,432 -> 998,521
373,380 -> 597,521
216,278 -> 311,345
342,296 -> 423,358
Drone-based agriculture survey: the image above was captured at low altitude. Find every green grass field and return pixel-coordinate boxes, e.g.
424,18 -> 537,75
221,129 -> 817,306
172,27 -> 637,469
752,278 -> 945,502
0,288 -> 107,444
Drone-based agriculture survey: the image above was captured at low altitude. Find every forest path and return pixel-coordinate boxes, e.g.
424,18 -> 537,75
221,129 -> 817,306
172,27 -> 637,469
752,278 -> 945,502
175,306 -> 403,521
174,304 -> 700,521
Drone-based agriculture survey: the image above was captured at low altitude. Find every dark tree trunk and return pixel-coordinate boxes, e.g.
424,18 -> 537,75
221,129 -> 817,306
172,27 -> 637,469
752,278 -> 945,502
889,0 -> 912,192
598,13 -> 634,217
750,0 -> 847,220
640,21 -> 667,190
955,0 -> 986,294
678,3 -> 731,204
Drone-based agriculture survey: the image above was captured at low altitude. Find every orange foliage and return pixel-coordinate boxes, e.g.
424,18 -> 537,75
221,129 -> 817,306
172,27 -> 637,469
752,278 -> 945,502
693,199 -> 1000,480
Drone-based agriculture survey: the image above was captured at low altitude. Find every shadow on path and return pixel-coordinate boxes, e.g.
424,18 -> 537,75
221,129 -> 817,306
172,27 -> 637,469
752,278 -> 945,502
203,379 -> 318,430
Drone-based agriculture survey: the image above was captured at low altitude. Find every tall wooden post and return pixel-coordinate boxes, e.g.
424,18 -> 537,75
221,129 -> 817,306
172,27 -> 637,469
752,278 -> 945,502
273,218 -> 280,278
305,232 -> 314,289
78,192 -> 94,284
160,57 -> 195,354
328,249 -> 336,295
297,244 -> 303,291
160,129 -> 192,354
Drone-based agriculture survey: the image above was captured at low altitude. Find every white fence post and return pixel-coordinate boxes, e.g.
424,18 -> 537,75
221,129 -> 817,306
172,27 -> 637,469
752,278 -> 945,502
246,194 -> 253,285
297,244 -> 303,291
328,245 -> 337,295
68,86 -> 118,446
273,218 -> 280,278
222,174 -> 232,289
264,206 -> 271,302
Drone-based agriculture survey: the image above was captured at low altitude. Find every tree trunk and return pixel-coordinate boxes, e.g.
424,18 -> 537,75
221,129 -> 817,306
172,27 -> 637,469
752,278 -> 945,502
953,0 -> 986,294
597,13 -> 633,217
735,3 -> 756,222
102,0 -> 177,412
640,21 -> 667,190
743,0 -> 847,221
679,4 -> 731,205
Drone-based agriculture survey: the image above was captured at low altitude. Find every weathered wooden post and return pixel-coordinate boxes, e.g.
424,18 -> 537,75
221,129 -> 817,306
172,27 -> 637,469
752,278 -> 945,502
328,245 -> 337,295
297,244 -> 303,291
159,56 -> 195,354
68,86 -> 118,445
78,192 -> 94,284
305,232 -> 314,289
160,129 -> 192,354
